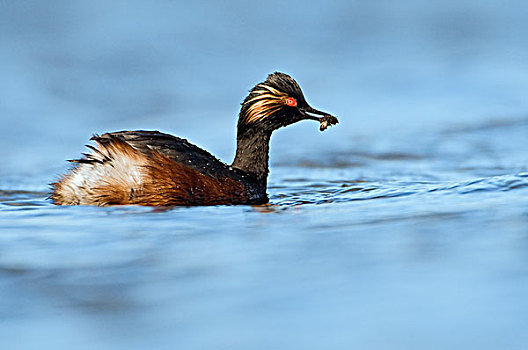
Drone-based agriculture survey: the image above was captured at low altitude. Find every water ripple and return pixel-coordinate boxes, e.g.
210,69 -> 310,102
270,173 -> 528,206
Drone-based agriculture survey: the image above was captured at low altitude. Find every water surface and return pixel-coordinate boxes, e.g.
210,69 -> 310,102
1,1 -> 528,349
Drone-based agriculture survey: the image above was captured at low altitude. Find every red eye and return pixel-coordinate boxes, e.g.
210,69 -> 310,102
285,97 -> 297,107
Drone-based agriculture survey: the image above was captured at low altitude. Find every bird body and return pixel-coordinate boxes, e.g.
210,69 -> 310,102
51,131 -> 262,206
50,72 -> 338,206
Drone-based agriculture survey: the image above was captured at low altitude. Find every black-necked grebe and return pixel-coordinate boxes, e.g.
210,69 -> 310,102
50,72 -> 338,206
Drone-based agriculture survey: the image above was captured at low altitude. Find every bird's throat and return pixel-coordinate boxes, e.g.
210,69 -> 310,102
232,128 -> 271,185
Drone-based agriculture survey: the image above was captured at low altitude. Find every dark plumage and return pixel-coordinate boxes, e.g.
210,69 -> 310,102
50,72 -> 338,206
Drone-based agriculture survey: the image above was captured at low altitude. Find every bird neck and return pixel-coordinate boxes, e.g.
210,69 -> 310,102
231,128 -> 271,186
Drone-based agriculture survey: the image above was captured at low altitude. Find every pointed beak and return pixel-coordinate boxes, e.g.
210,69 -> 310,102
301,106 -> 339,131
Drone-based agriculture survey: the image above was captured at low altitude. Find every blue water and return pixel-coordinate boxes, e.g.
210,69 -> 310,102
2,1 -> 528,349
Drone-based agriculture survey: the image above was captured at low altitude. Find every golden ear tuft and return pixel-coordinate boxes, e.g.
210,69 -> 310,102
244,84 -> 288,124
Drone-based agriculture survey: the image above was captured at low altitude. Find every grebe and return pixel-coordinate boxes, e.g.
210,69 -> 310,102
50,72 -> 338,206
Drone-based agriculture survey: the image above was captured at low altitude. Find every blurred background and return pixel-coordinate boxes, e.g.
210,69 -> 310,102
2,0 -> 528,177
1,1 -> 528,349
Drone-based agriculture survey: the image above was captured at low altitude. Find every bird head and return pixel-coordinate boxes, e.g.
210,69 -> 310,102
238,72 -> 338,133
